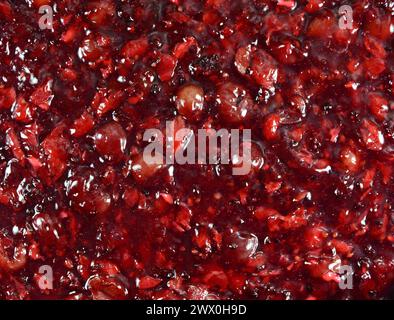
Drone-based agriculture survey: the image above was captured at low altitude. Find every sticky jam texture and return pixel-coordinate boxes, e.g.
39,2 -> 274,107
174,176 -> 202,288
0,0 -> 393,300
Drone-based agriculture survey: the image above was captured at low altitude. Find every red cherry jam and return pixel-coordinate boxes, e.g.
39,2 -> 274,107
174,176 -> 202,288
0,0 -> 393,300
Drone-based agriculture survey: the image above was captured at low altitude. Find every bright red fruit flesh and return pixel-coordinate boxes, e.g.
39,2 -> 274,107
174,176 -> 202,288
0,0 -> 393,300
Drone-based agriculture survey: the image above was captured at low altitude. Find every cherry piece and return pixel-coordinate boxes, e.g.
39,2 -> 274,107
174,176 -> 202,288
93,122 -> 127,163
175,83 -> 205,121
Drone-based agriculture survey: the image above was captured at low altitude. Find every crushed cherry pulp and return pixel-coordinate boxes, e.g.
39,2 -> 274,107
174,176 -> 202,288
0,0 -> 393,300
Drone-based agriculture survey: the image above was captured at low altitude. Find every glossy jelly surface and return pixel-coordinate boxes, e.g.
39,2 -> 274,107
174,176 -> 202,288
0,0 -> 393,300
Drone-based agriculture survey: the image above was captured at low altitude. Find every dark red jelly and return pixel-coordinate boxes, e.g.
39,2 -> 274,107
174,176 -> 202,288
0,0 -> 393,300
